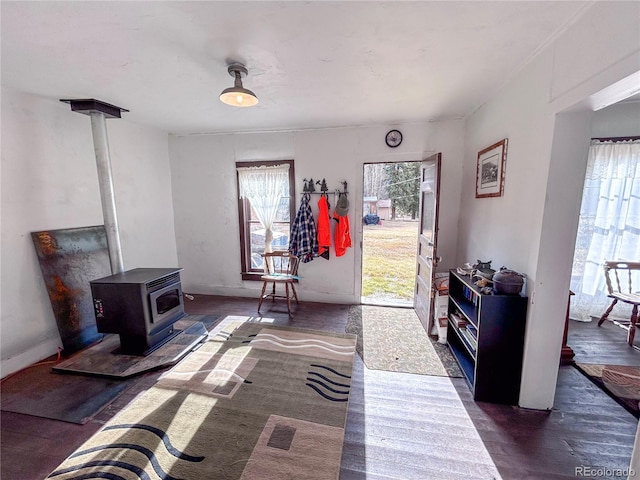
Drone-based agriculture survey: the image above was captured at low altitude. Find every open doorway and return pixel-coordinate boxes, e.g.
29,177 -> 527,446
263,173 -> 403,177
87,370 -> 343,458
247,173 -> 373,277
361,161 -> 420,307
557,94 -> 640,418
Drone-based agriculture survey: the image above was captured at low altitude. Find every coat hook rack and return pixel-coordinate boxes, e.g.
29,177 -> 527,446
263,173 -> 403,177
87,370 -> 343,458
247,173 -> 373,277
316,178 -> 329,193
335,181 -> 348,196
302,178 -> 317,193
301,178 -> 346,194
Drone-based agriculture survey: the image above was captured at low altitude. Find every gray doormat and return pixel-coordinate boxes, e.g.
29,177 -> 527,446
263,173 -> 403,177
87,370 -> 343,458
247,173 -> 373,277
346,305 -> 462,377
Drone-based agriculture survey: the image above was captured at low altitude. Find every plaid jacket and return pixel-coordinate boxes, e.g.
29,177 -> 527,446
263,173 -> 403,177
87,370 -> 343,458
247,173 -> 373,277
289,195 -> 318,263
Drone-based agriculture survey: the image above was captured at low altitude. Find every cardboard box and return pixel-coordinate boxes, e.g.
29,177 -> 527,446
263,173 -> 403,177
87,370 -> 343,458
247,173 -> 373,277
435,293 -> 448,319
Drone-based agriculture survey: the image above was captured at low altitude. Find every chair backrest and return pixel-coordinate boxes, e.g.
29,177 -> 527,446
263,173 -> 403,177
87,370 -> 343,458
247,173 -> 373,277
603,261 -> 640,294
262,251 -> 300,277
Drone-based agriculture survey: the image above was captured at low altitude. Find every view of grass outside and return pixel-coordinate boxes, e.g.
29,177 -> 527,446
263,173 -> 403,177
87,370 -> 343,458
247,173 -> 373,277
361,220 -> 418,305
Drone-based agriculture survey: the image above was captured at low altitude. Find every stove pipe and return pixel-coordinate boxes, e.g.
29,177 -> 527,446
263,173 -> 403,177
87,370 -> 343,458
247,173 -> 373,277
60,99 -> 129,274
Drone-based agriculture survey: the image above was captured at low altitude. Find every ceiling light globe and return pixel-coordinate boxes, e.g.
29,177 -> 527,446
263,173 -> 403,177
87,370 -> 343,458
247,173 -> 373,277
219,62 -> 259,107
219,87 -> 259,107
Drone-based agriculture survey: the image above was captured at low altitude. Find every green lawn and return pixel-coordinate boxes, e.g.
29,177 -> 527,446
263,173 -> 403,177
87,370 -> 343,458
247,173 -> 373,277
362,220 -> 418,302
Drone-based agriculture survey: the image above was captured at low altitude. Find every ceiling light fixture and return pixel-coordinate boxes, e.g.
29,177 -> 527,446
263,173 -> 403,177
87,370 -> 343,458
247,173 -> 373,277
219,62 -> 259,107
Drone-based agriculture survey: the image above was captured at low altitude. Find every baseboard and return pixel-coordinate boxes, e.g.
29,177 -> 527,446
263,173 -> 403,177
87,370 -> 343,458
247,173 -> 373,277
183,284 -> 357,305
1,337 -> 61,378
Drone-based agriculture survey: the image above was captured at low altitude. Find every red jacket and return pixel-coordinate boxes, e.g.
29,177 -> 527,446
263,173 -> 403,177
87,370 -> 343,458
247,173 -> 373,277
333,211 -> 352,257
317,196 -> 331,259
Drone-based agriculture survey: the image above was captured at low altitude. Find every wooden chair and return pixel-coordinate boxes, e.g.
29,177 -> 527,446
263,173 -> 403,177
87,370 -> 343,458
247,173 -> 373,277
598,261 -> 640,346
257,251 -> 300,316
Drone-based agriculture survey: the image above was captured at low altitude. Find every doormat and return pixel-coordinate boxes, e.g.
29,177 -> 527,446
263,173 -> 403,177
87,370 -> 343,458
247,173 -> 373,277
574,363 -> 640,418
45,317 -> 357,479
345,305 -> 462,377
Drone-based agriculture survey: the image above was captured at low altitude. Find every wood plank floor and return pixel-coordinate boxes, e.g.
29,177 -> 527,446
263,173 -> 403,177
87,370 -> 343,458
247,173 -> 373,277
568,316 -> 640,366
1,295 -> 638,479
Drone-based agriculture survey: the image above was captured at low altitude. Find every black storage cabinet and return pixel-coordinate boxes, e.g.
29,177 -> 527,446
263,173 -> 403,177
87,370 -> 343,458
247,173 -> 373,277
447,269 -> 528,405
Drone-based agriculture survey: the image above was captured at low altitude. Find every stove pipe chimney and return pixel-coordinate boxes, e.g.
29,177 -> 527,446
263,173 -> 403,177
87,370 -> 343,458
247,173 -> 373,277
60,99 -> 129,274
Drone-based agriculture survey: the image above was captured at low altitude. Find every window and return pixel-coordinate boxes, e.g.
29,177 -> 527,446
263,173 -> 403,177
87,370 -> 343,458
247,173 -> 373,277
236,159 -> 295,280
570,138 -> 640,321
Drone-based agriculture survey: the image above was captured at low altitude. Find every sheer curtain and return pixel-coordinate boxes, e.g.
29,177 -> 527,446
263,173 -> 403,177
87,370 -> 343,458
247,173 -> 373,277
570,139 -> 640,321
237,163 -> 290,254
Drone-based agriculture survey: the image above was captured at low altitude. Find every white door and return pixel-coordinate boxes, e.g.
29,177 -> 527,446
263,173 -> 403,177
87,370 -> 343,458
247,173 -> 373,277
414,153 -> 441,333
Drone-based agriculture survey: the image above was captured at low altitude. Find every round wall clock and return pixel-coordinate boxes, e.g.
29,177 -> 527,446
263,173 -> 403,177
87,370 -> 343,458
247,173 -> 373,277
385,129 -> 403,148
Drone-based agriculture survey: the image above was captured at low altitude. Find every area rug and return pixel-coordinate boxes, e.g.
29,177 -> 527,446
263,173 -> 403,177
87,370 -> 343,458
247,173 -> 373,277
574,363 -> 640,418
46,316 -> 357,479
346,305 -> 462,377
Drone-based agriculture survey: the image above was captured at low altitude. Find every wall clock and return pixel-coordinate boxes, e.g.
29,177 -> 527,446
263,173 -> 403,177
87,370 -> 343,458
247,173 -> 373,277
385,129 -> 403,148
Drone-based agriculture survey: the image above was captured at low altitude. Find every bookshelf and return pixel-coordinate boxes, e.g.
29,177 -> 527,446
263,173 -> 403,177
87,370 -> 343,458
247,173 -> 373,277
447,269 -> 528,405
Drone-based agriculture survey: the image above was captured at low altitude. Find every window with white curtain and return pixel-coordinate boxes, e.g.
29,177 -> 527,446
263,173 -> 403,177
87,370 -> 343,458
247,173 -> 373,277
236,160 -> 295,280
570,138 -> 640,321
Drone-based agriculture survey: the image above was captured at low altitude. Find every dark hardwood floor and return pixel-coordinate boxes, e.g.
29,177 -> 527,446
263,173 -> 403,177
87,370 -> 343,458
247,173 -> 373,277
1,295 -> 638,479
568,316 -> 640,366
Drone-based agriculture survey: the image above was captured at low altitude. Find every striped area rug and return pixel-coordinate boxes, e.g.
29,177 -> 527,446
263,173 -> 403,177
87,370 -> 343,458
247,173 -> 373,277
575,363 -> 640,418
46,316 -> 357,479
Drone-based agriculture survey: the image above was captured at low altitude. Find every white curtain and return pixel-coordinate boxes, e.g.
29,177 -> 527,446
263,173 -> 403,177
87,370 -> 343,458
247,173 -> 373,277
236,163 -> 290,255
570,139 -> 640,321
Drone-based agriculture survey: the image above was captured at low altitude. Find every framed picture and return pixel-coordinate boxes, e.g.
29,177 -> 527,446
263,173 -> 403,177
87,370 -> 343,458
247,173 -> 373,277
476,138 -> 508,198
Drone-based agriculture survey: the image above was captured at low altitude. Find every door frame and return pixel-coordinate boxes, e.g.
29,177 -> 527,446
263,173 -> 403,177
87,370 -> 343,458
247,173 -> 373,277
359,159 -> 430,307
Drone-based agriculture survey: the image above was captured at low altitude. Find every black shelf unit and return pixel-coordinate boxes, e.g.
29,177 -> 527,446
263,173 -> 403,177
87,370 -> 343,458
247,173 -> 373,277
447,269 -> 528,405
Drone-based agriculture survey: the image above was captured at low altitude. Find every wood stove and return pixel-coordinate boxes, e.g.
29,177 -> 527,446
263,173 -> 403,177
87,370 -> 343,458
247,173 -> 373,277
90,268 -> 186,355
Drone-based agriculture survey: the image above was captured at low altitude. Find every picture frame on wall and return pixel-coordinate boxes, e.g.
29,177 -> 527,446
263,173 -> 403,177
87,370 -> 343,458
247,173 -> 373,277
476,138 -> 508,198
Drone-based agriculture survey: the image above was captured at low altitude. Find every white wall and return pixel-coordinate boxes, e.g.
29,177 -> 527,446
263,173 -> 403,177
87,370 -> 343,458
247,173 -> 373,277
591,101 -> 640,137
458,1 -> 640,409
169,120 -> 464,304
0,88 -> 178,376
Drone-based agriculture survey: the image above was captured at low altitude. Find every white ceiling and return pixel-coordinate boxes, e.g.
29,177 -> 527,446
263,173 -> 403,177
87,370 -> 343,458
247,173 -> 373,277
1,1 -> 590,135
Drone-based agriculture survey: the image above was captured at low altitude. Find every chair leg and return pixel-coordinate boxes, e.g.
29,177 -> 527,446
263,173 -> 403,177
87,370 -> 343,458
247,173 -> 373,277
291,283 -> 299,304
257,281 -> 268,313
285,282 -> 292,316
628,304 -> 639,346
271,282 -> 276,302
598,299 -> 619,326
